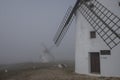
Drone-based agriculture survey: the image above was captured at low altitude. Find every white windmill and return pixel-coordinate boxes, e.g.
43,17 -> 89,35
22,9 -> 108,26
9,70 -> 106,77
40,43 -> 55,63
53,0 -> 120,77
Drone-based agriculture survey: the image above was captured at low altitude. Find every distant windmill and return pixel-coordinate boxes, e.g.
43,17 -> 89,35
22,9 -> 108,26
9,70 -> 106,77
40,43 -> 55,63
53,0 -> 120,77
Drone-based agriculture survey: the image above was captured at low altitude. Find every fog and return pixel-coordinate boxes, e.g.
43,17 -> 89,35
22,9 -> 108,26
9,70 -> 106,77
0,0 -> 76,64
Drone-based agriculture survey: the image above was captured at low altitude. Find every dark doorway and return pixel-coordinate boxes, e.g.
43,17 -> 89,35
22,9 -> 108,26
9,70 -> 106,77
89,52 -> 100,74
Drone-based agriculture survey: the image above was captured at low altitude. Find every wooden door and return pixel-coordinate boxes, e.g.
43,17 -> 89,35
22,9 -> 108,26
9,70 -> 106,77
90,52 -> 100,74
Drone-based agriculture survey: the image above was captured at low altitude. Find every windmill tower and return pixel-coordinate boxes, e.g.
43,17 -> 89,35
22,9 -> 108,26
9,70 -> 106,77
53,0 -> 120,77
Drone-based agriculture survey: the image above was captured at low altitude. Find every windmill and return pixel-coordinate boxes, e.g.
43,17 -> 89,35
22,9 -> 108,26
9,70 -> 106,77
53,0 -> 120,77
40,43 -> 55,63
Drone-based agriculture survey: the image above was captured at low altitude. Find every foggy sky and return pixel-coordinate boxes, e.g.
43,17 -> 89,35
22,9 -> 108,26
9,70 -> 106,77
0,0 -> 76,64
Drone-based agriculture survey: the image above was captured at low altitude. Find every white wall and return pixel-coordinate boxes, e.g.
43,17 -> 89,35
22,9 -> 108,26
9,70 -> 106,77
99,0 -> 120,77
75,12 -> 90,74
75,0 -> 120,77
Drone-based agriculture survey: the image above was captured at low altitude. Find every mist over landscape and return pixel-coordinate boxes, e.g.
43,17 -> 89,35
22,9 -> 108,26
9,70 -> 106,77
0,0 -> 76,64
0,0 -> 120,80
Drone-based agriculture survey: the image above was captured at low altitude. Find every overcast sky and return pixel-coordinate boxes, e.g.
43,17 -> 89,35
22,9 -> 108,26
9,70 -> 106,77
0,0 -> 77,64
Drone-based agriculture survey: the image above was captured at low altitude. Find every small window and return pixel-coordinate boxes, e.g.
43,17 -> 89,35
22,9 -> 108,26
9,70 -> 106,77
119,2 -> 120,7
90,31 -> 96,38
100,50 -> 111,55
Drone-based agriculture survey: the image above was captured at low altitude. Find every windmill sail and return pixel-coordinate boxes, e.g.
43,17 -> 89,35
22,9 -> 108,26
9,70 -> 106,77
78,0 -> 120,49
53,0 -> 81,46
53,6 -> 73,46
53,0 -> 120,49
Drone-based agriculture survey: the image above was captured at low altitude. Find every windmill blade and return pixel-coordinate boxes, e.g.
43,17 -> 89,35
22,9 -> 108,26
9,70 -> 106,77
53,6 -> 73,46
53,6 -> 73,43
53,0 -> 81,46
53,0 -> 120,49
78,0 -> 120,49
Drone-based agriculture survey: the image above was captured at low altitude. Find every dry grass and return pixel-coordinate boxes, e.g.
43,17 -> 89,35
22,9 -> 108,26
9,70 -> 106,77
0,63 -> 120,80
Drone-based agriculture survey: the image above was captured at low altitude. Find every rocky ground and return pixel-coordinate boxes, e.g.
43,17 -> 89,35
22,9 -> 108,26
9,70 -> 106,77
0,63 -> 120,80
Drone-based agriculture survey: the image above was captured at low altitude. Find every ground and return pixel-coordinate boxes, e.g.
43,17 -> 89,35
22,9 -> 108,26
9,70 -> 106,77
0,63 -> 120,80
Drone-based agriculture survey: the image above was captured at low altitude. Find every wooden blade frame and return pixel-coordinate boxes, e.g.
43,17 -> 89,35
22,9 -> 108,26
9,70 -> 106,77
53,0 -> 120,49
78,0 -> 120,49
53,0 -> 81,46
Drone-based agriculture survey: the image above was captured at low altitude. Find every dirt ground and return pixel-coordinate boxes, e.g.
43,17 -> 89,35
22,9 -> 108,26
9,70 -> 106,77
0,68 -> 120,80
0,63 -> 120,80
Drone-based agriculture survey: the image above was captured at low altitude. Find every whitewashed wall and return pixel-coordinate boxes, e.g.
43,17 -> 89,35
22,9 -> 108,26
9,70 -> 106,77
75,0 -> 120,77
